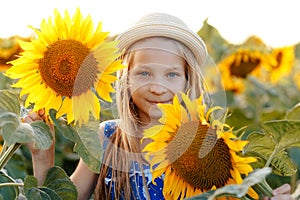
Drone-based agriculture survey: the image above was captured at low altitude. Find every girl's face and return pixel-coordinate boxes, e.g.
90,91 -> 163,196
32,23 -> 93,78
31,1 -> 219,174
128,43 -> 187,124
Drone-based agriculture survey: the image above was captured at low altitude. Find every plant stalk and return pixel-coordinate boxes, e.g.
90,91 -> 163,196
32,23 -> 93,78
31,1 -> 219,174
0,143 -> 22,169
252,178 -> 273,198
0,182 -> 23,188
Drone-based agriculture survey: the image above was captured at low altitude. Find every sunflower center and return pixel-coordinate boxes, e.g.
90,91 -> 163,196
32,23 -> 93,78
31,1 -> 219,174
39,39 -> 99,97
272,51 -> 283,69
230,59 -> 260,78
167,121 -> 233,191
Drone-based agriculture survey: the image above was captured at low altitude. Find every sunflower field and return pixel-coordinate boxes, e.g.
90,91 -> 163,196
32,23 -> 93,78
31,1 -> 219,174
0,9 -> 300,199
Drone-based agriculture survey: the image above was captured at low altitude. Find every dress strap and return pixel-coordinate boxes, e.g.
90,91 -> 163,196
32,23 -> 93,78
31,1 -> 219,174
103,121 -> 117,151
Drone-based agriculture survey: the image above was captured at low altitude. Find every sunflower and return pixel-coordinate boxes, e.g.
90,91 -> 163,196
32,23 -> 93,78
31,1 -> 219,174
142,93 -> 258,200
0,36 -> 30,72
218,45 -> 275,93
266,46 -> 295,83
5,8 -> 124,125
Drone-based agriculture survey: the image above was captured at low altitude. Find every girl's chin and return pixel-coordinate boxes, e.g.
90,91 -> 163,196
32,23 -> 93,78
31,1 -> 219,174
148,107 -> 163,121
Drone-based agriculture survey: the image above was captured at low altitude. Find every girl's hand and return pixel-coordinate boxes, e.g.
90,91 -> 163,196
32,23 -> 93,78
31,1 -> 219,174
264,184 -> 293,200
23,109 -> 55,184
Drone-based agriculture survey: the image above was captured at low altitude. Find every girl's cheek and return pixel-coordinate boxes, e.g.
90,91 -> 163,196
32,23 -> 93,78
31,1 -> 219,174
169,80 -> 187,94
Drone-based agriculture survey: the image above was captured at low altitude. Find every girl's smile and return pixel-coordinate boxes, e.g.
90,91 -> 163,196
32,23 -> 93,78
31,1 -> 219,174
128,38 -> 187,124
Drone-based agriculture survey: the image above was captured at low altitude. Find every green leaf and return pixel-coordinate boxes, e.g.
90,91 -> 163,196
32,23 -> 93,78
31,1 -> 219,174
24,175 -> 38,189
23,175 -> 46,199
0,112 -> 53,148
39,187 -> 62,199
25,188 -> 43,200
30,121 -> 53,150
49,109 -> 101,172
197,19 -> 230,63
43,166 -> 77,199
285,103 -> 300,120
244,119 -> 300,176
245,133 -> 296,176
0,90 -> 20,115
245,132 -> 296,176
24,167 -> 77,200
3,122 -> 34,145
0,112 -> 21,142
0,172 -> 19,199
76,120 -> 103,162
262,120 -> 300,150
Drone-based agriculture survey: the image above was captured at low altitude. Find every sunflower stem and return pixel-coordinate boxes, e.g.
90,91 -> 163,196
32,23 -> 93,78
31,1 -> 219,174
265,147 -> 277,168
0,143 -> 22,170
0,182 -> 23,188
0,142 -> 8,158
252,178 -> 273,198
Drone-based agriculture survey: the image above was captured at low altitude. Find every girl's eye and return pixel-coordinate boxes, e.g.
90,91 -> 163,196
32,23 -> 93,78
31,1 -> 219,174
139,71 -> 150,77
167,72 -> 179,78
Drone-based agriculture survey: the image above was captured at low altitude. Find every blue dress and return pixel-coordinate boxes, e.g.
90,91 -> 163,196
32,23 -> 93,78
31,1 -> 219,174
102,121 -> 165,200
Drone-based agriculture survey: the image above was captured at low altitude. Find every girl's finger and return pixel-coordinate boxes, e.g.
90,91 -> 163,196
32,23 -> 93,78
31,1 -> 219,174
23,111 -> 44,123
38,109 -> 45,117
273,183 -> 291,195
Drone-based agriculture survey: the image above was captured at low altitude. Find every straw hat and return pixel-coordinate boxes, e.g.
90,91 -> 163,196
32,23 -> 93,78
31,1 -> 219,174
116,13 -> 207,66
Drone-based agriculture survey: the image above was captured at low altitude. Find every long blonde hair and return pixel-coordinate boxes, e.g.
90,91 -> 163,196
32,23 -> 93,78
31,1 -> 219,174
94,37 -> 208,199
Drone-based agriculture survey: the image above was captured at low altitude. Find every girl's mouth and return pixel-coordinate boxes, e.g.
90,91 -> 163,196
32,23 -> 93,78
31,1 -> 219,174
148,100 -> 172,105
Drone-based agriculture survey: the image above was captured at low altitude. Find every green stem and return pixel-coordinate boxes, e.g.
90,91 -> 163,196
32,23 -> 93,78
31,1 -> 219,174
0,143 -> 22,169
0,182 -> 23,188
253,178 -> 273,198
265,148 -> 277,167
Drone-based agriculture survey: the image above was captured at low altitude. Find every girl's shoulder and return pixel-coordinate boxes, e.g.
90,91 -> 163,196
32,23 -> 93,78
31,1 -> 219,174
99,119 -> 119,137
98,119 -> 120,146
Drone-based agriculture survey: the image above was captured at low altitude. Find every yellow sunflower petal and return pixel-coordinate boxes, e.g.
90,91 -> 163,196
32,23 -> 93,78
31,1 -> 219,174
143,141 -> 167,152
248,187 -> 259,199
4,7 -> 122,125
142,93 -> 258,199
181,93 -> 197,121
152,166 -> 167,180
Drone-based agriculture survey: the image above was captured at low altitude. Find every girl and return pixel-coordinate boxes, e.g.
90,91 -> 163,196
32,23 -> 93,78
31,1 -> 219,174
26,13 -> 292,200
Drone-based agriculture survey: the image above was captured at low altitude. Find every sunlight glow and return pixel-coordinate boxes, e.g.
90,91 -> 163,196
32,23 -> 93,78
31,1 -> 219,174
1,0 -> 299,47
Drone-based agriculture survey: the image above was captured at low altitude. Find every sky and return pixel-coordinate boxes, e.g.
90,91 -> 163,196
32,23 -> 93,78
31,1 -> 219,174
1,0 -> 300,47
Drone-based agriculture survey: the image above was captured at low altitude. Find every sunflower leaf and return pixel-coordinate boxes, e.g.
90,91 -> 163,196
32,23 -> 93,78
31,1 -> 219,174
42,166 -> 77,199
197,19 -> 230,63
76,120 -> 103,163
2,122 -> 34,145
24,176 -> 53,200
0,90 -> 20,115
0,171 -> 19,200
49,109 -> 101,172
244,119 -> 300,176
285,103 -> 300,120
30,121 -> 53,150
261,120 -> 300,151
0,112 -> 21,143
24,166 -> 77,199
0,112 -> 52,147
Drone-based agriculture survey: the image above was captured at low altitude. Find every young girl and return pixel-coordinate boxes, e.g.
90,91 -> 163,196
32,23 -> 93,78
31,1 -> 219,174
26,13 -> 292,200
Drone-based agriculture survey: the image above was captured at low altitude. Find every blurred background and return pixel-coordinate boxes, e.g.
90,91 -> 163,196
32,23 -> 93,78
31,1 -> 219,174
1,0 -> 300,195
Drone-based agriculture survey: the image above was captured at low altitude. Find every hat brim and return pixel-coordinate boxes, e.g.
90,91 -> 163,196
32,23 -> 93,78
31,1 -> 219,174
116,19 -> 207,66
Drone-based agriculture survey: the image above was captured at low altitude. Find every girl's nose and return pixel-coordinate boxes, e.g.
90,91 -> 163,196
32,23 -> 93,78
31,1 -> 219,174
149,83 -> 168,94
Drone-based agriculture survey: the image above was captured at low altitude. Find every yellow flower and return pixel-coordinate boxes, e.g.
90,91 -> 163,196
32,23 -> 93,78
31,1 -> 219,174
5,8 -> 124,125
218,48 -> 274,93
142,93 -> 258,200
267,46 -> 295,83
0,36 -> 30,72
